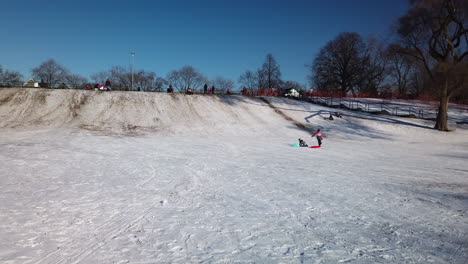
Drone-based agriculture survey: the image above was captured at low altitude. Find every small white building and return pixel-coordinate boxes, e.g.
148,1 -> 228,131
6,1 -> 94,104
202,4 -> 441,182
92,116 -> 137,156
23,79 -> 39,88
283,88 -> 300,98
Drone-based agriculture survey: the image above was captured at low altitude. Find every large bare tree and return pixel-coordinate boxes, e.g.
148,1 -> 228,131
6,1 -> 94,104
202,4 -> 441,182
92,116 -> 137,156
167,66 -> 206,92
212,77 -> 235,93
397,0 -> 468,131
153,77 -> 168,92
358,36 -> 388,96
133,70 -> 156,91
90,71 -> 111,85
261,53 -> 282,89
110,66 -> 132,90
385,44 -> 416,96
239,70 -> 258,94
0,65 -> 23,86
32,59 -> 68,88
90,67 -> 157,91
310,32 -> 368,96
65,74 -> 88,89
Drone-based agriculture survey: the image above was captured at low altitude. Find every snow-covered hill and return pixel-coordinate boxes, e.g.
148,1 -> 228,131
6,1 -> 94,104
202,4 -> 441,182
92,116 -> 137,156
1,88 -> 467,263
0,88 -> 305,136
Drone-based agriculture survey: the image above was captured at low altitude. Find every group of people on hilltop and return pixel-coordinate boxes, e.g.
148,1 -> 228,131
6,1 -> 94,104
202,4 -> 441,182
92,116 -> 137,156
203,84 -> 216,94
165,83 -> 231,95
81,80 -> 234,94
84,79 -> 112,91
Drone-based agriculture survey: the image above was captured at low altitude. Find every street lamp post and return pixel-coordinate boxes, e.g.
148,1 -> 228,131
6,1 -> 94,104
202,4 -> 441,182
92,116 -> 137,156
131,52 -> 135,91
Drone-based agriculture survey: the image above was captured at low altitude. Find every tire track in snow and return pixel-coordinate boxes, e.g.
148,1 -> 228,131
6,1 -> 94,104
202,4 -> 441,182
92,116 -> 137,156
28,158 -> 185,264
259,97 -> 314,132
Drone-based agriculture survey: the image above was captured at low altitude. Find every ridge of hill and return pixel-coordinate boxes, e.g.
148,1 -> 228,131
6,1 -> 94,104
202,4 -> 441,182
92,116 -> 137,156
1,88 -> 467,141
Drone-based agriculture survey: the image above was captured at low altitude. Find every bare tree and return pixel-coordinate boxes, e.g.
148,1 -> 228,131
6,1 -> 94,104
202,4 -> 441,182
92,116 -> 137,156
282,80 -> 304,91
239,71 -> 256,89
66,74 -> 88,88
167,66 -> 206,92
167,70 -> 183,92
90,71 -> 111,85
153,77 -> 168,92
239,70 -> 258,95
110,66 -> 132,90
397,0 -> 468,130
256,68 -> 267,90
310,32 -> 367,96
134,70 -> 156,91
358,36 -> 388,96
386,44 -> 411,96
0,65 -> 23,86
212,77 -> 235,92
261,53 -> 282,89
32,59 -> 68,88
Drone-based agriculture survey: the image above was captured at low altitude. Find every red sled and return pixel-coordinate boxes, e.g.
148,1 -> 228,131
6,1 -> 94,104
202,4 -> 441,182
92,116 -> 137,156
310,146 -> 321,148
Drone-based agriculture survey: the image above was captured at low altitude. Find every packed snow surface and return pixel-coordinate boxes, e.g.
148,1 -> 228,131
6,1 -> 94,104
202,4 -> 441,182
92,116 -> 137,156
0,88 -> 467,263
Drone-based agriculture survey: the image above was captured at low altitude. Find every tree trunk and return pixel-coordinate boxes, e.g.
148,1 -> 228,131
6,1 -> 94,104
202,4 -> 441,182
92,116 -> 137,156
434,78 -> 449,131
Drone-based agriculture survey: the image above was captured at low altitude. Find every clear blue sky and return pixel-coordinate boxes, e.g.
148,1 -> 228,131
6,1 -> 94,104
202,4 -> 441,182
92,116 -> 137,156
1,0 -> 409,88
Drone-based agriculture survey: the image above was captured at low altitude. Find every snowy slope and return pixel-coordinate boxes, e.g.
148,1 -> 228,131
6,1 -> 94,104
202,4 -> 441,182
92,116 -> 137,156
0,88 -> 294,136
0,88 -> 468,264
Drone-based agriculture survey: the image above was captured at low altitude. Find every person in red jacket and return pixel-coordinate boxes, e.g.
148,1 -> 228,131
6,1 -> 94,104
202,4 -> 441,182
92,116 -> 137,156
105,79 -> 112,91
311,129 -> 323,147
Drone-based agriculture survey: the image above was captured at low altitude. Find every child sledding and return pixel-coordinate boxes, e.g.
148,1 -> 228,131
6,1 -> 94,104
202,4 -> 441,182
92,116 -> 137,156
311,129 -> 323,147
298,138 -> 308,147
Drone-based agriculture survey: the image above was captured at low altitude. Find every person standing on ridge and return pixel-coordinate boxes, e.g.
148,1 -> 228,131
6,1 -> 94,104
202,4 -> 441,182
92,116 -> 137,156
203,83 -> 208,94
311,129 -> 323,147
211,85 -> 215,94
167,84 -> 174,93
105,79 -> 112,91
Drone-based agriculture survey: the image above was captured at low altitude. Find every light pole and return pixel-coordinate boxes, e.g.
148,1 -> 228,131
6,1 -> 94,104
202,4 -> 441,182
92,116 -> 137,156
131,52 -> 135,91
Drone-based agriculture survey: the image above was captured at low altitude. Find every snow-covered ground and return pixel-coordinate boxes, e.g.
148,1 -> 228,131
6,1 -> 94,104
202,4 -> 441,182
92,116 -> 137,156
1,88 -> 467,263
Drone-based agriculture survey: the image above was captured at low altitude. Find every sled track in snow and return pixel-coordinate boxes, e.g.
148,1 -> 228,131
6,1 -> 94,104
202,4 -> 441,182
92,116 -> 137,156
258,97 -> 311,131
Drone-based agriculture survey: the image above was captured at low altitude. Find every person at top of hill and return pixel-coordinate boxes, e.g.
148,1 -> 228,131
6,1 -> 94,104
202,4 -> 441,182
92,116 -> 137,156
311,129 -> 323,147
203,83 -> 208,94
167,84 -> 174,93
105,79 -> 112,91
211,85 -> 215,94
226,88 -> 231,95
